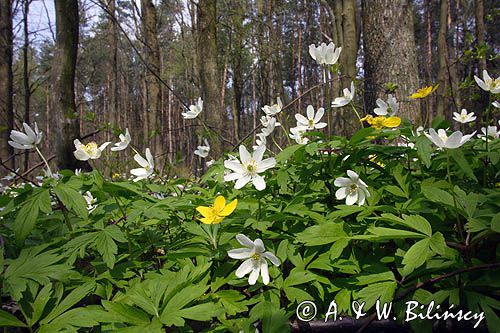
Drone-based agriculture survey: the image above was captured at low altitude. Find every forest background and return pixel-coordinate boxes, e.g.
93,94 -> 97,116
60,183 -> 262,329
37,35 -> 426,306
0,0 -> 498,179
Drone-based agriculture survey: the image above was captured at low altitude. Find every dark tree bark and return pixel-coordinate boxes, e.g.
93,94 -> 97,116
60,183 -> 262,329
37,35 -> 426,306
141,0 -> 161,153
53,0 -> 80,170
475,0 -> 486,73
0,0 -> 13,170
197,0 -> 222,156
436,0 -> 448,118
23,0 -> 30,171
362,0 -> 421,124
108,0 -> 119,128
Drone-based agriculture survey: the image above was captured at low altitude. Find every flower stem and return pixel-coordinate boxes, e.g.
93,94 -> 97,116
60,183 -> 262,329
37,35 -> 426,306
324,66 -> 331,137
446,150 -> 464,241
35,145 -> 53,177
351,104 -> 364,129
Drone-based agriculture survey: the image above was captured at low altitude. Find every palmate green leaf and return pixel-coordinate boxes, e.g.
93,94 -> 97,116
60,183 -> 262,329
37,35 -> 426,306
28,284 -> 53,326
94,226 -> 127,269
296,222 -> 347,246
261,302 -> 291,333
4,246 -> 76,301
102,300 -> 150,325
53,183 -> 88,220
366,227 -> 426,240
12,187 -> 51,242
160,283 -> 211,326
40,282 -> 95,325
421,186 -> 455,207
37,308 -> 106,333
381,213 -> 432,236
0,309 -> 27,327
357,281 -> 397,310
349,127 -> 376,145
401,238 -> 431,276
214,290 -> 248,316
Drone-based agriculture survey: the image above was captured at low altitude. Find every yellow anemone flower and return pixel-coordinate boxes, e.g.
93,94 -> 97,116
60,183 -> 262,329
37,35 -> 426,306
361,115 -> 401,130
409,84 -> 439,99
196,195 -> 238,224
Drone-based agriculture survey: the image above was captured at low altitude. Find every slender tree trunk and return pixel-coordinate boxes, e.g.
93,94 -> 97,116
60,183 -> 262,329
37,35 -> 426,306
436,0 -> 448,118
0,0 -> 13,171
53,0 -> 80,170
362,0 -> 421,123
475,0 -> 486,73
197,0 -> 222,156
108,0 -> 118,129
23,0 -> 31,171
141,0 -> 161,154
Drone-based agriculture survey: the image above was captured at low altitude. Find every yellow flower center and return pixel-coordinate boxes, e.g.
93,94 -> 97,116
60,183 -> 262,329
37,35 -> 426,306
348,183 -> 358,195
308,119 -> 314,127
252,253 -> 261,261
83,142 -> 99,156
246,160 -> 257,174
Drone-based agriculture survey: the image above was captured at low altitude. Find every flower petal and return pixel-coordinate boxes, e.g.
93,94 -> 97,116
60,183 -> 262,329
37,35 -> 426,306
228,248 -> 253,260
239,145 -> 251,164
260,260 -> 270,285
235,258 -> 254,277
248,265 -> 260,285
236,234 -> 255,248
252,175 -> 266,191
263,252 -> 280,266
234,175 -> 251,189
220,199 -> 238,216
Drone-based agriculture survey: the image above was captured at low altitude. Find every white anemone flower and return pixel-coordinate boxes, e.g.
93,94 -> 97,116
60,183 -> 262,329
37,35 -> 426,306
289,126 -> 309,145
223,145 -> 276,191
424,128 -> 476,149
308,42 -> 342,65
260,115 -> 281,129
111,128 -> 131,151
478,126 -> 500,141
492,101 -> 500,108
83,191 -> 97,212
374,94 -> 398,116
8,122 -> 43,150
295,105 -> 327,130
73,139 -> 111,161
261,97 -> 283,116
130,148 -> 155,182
260,117 -> 279,137
452,109 -> 476,124
227,234 -> 280,285
334,170 -> 370,206
194,139 -> 210,158
474,70 -> 500,94
182,97 -> 203,119
253,133 -> 267,151
332,81 -> 355,108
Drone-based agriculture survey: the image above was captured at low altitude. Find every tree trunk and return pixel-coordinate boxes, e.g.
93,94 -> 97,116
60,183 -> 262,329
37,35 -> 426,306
197,0 -> 222,156
23,0 -> 30,171
436,0 -> 448,118
475,0 -> 486,73
53,0 -> 80,170
140,0 -> 161,154
0,0 -> 13,171
108,0 -> 119,130
362,0 -> 421,124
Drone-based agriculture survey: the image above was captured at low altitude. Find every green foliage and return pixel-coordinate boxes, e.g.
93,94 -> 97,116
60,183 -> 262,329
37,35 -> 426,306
0,123 -> 499,332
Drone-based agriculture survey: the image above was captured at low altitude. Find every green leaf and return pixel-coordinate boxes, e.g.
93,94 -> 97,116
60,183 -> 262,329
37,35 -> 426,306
415,136 -> 432,167
421,186 -> 455,207
381,213 -> 432,236
350,127 -> 376,145
53,183 -> 88,219
276,144 -> 303,163
41,282 -> 95,325
29,284 -> 53,325
160,284 -> 210,326
102,301 -> 150,325
367,227 -> 426,240
429,232 -> 447,256
357,281 -> 397,310
491,213 -> 500,233
0,309 -> 27,327
12,188 -> 51,242
450,149 -> 478,182
296,222 -> 347,246
402,238 -> 431,276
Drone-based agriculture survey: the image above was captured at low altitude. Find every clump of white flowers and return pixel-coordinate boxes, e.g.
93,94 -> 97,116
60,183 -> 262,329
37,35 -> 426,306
130,148 -> 155,182
424,128 -> 476,149
73,139 -> 111,161
194,139 -> 210,158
